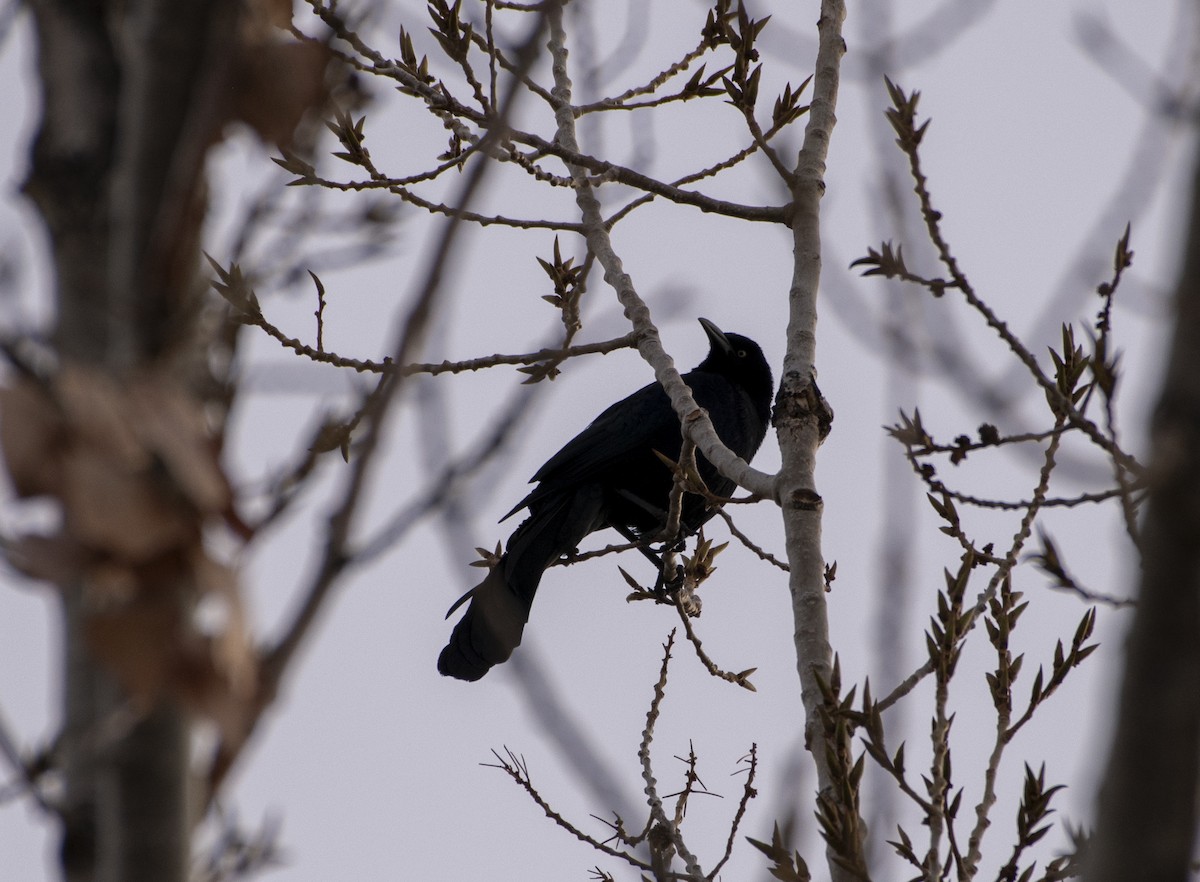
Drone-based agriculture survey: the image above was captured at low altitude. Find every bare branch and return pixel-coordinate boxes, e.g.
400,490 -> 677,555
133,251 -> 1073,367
636,630 -> 704,879
203,6 -> 553,803
484,747 -> 654,871
673,592 -> 757,692
545,4 -> 778,502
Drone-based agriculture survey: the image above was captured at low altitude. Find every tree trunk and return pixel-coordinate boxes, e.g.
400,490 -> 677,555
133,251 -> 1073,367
1084,145 -> 1200,882
23,2 -> 239,879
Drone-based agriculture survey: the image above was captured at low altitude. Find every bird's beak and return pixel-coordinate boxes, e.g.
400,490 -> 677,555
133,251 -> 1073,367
698,317 -> 734,355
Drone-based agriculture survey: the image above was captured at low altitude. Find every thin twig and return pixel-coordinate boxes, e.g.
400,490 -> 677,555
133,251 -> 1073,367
635,629 -> 704,879
961,419 -> 1068,876
715,509 -> 789,571
0,706 -> 54,815
707,745 -> 759,880
203,6 -> 552,806
576,34 -> 713,112
885,81 -> 1143,478
739,103 -> 796,187
244,304 -> 638,376
557,539 -> 647,565
673,594 -> 757,692
484,748 -> 654,871
310,2 -> 791,226
355,386 -> 536,565
877,658 -> 936,714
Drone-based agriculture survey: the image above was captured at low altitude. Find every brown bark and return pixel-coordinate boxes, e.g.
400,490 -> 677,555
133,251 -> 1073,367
1085,152 -> 1200,881
22,2 -> 239,880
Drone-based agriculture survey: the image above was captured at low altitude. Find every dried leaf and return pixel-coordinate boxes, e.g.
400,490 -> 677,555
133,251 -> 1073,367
0,379 -> 63,497
58,366 -> 145,468
247,0 -> 294,32
62,446 -> 195,561
184,554 -> 259,745
129,377 -> 231,515
6,533 -> 85,586
196,554 -> 257,702
85,583 -> 181,702
234,42 -> 332,148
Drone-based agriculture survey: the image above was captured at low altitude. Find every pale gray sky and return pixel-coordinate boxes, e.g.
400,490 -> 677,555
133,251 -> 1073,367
0,1 -> 1191,879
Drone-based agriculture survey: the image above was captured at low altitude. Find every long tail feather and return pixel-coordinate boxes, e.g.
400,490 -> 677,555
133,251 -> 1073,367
438,487 -> 603,681
437,566 -> 528,681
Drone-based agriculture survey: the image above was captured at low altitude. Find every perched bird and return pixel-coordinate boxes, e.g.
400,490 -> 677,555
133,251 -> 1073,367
438,318 -> 773,681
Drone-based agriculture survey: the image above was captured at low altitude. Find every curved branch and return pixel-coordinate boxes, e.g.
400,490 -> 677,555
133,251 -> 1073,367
545,7 -> 778,503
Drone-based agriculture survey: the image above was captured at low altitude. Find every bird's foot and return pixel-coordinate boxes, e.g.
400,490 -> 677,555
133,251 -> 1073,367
677,586 -> 702,618
648,562 -> 701,617
652,562 -> 685,595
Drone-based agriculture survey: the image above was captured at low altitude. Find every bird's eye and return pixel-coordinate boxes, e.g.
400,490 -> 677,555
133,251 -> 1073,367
737,349 -> 747,358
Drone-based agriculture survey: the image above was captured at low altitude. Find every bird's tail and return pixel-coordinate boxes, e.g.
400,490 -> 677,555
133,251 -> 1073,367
437,563 -> 528,681
438,487 -> 603,681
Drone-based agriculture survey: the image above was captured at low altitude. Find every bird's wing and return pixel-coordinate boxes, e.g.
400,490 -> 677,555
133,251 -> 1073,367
502,380 -> 679,519
503,372 -> 752,521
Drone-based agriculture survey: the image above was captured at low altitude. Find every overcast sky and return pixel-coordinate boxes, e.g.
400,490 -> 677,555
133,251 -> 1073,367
0,1 -> 1193,879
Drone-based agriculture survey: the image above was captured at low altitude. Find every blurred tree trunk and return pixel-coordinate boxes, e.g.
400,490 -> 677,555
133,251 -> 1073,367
22,2 -> 239,880
1084,150 -> 1200,880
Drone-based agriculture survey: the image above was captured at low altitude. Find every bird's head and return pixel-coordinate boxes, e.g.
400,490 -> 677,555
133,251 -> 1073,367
696,317 -> 773,418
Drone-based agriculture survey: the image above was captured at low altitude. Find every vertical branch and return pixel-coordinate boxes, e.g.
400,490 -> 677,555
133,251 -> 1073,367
962,421 -> 1066,876
23,2 -> 238,880
1084,123 -> 1200,882
925,668 -> 951,877
638,631 -> 704,880
544,1 -> 775,500
774,0 -> 857,878
784,0 -> 845,378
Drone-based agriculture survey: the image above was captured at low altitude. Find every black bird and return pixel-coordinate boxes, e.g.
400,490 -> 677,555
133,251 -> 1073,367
438,318 -> 773,681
